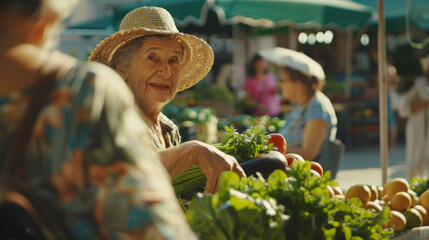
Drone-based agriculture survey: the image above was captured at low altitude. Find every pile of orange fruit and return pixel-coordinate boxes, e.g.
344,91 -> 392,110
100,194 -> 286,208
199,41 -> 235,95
336,178 -> 429,233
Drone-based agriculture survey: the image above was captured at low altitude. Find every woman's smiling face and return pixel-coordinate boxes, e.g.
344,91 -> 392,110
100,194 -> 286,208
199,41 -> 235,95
120,37 -> 183,109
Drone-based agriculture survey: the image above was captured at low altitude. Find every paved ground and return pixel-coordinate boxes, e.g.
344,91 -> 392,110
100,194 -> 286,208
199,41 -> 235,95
334,143 -> 406,191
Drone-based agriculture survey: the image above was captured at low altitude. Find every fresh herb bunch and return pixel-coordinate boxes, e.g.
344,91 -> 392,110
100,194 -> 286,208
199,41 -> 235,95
215,125 -> 274,163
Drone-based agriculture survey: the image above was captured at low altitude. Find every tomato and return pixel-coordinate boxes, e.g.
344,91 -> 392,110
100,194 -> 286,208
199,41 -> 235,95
310,161 -> 324,176
267,133 -> 287,154
284,153 -> 305,166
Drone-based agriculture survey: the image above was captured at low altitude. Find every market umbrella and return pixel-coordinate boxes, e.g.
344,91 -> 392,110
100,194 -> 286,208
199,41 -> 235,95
112,0 -> 374,30
352,0 -> 429,31
258,47 -> 326,81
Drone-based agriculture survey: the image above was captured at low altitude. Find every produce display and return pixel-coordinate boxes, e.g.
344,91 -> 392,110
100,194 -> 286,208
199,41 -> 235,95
186,164 -> 393,239
173,126 -> 429,239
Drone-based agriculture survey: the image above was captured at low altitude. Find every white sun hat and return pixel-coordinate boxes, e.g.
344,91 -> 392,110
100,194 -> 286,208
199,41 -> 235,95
259,47 -> 325,81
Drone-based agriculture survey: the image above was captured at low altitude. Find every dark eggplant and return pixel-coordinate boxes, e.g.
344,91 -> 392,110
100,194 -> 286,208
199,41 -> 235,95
240,151 -> 288,179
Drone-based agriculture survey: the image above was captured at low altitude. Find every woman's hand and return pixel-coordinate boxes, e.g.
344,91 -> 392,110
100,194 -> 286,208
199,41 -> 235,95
192,141 -> 246,194
158,140 -> 246,194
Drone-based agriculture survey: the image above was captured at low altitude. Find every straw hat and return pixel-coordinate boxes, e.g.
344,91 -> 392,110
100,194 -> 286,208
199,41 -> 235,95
89,6 -> 214,91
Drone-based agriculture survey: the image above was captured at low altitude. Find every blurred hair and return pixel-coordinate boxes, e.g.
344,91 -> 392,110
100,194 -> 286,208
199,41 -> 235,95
284,66 -> 325,95
247,54 -> 267,76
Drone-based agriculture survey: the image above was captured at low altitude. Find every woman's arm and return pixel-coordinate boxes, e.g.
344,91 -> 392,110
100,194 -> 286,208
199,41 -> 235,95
286,119 -> 329,161
158,140 -> 246,194
415,77 -> 429,100
411,100 -> 429,114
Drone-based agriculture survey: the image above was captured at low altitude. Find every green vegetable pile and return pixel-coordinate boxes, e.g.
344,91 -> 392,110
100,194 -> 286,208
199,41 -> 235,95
186,171 -> 289,240
186,161 -> 393,240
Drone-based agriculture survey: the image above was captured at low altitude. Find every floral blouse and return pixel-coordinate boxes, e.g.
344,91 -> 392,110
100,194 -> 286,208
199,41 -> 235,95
0,62 -> 196,240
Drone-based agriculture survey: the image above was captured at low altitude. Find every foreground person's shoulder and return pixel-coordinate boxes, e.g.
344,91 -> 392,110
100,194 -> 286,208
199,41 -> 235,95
84,61 -> 136,106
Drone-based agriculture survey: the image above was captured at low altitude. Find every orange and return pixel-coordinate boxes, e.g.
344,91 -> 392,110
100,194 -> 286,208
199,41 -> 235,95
390,192 -> 412,212
368,185 -> 378,201
377,185 -> 384,200
345,184 -> 371,205
364,201 -> 383,213
402,208 -> 422,229
381,183 -> 388,199
385,210 -> 407,232
386,178 -> 409,200
419,189 -> 429,210
413,205 -> 429,226
408,189 -> 419,207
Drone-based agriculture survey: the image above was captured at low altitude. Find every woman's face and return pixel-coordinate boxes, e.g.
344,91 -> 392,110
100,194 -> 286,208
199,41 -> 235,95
119,37 -> 183,108
278,67 -> 300,102
254,58 -> 267,73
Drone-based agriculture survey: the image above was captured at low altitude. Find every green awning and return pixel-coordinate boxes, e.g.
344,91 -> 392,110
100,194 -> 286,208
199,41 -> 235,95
69,0 -> 374,32
67,15 -> 113,30
212,0 -> 374,29
352,0 -> 429,31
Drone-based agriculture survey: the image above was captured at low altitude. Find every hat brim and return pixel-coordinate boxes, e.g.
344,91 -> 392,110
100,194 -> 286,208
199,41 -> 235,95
259,47 -> 325,81
89,28 -> 214,92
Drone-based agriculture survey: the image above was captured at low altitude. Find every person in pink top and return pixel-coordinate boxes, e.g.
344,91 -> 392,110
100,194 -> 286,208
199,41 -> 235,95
242,54 -> 281,117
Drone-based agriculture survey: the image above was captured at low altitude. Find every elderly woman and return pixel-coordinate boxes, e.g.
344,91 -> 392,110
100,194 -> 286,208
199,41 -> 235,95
89,6 -> 245,193
260,48 -> 337,161
0,0 -> 196,239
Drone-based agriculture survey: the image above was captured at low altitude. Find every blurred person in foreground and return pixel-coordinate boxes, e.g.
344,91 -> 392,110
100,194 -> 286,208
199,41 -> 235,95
260,48 -> 337,161
397,55 -> 429,180
0,0 -> 197,239
89,6 -> 245,193
241,54 -> 281,117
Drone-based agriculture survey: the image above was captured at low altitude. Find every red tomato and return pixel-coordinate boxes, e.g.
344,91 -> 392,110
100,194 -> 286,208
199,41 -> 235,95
310,161 -> 324,176
284,153 -> 305,165
267,133 -> 287,154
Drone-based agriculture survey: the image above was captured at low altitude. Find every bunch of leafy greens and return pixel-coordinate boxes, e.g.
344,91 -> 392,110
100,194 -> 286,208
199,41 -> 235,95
215,125 -> 274,163
410,176 -> 429,196
186,161 -> 393,239
186,171 -> 289,240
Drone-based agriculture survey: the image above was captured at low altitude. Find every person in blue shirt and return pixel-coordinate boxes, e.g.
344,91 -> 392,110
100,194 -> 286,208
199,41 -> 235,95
278,66 -> 337,161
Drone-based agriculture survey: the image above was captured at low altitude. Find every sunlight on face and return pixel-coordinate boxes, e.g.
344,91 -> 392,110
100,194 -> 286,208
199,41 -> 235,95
124,37 -> 183,109
279,67 -> 295,101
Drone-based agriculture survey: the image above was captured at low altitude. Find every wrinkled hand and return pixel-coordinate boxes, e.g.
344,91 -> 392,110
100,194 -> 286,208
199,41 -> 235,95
190,141 -> 246,194
158,140 -> 246,194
